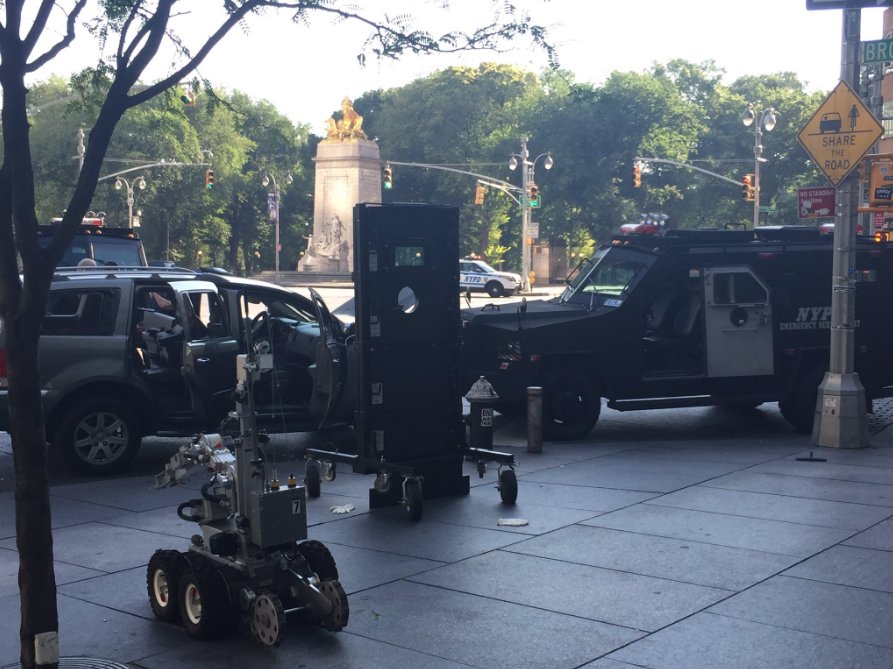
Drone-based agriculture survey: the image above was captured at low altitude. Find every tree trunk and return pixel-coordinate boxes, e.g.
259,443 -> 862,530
8,319 -> 58,669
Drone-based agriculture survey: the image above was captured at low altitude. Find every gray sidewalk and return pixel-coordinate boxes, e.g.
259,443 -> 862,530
2,404 -> 893,668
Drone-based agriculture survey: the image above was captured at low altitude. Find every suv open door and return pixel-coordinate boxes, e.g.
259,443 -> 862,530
171,282 -> 240,428
307,287 -> 347,428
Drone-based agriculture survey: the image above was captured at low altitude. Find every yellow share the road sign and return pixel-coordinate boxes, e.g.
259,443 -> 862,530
798,80 -> 883,187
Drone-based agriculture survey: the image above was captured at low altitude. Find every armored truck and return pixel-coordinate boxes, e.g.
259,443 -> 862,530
459,227 -> 893,440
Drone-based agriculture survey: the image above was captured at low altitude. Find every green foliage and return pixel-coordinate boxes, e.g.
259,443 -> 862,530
25,59 -> 834,275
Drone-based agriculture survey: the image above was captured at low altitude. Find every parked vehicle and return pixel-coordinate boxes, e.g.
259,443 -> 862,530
459,258 -> 522,297
459,226 -> 893,440
0,267 -> 351,475
39,217 -> 148,267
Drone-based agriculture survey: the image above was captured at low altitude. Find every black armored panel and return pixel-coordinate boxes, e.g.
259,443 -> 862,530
352,203 -> 469,506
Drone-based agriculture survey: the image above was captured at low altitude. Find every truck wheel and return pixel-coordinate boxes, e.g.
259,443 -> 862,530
485,281 -> 504,298
542,370 -> 600,441
54,398 -> 141,476
779,366 -> 826,433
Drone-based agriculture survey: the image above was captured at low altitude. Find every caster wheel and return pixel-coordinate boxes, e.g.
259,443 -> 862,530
498,468 -> 518,505
373,472 -> 392,494
305,459 -> 321,498
403,479 -> 423,522
322,460 -> 337,482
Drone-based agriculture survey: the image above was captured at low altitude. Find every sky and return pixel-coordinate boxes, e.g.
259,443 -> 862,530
34,1 -> 892,135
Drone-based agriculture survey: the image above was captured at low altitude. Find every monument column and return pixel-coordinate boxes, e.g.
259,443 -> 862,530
298,98 -> 381,274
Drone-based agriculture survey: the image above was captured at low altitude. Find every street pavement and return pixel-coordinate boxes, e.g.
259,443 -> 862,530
3,401 -> 893,668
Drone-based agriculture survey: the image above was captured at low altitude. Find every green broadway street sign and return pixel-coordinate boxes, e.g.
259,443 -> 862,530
864,38 -> 893,63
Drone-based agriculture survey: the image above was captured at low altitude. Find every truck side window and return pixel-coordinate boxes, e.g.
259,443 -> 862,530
713,272 -> 766,305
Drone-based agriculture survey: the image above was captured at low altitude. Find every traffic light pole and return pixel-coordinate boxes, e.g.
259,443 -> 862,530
752,138 -> 762,228
519,139 -> 531,291
813,7 -> 868,449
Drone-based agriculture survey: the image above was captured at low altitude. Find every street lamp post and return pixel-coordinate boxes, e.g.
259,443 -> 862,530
742,105 -> 777,228
262,172 -> 292,280
114,175 -> 146,228
509,137 -> 553,291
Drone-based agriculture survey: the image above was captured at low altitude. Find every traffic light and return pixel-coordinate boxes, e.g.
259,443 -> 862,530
180,89 -> 195,106
741,174 -> 754,201
474,184 -> 485,205
205,169 -> 214,189
528,183 -> 540,208
632,163 -> 642,188
383,165 -> 393,190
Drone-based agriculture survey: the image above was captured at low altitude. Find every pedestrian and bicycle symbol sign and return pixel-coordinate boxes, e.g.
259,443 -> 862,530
798,80 -> 883,187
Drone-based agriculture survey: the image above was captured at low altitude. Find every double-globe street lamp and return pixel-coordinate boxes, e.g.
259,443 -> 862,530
262,172 -> 292,279
114,175 -> 146,229
742,104 -> 777,228
509,137 -> 553,291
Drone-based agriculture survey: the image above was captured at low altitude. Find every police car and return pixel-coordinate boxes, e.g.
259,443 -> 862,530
459,259 -> 522,297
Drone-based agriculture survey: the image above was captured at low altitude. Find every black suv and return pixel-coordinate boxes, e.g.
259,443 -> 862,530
0,268 -> 351,475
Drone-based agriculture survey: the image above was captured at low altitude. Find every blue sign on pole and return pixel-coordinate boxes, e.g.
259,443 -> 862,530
267,193 -> 277,222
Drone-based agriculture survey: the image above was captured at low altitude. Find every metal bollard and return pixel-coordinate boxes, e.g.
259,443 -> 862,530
527,386 -> 543,453
465,376 -> 499,450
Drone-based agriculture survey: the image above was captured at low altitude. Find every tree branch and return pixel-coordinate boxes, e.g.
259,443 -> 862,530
26,0 -> 88,72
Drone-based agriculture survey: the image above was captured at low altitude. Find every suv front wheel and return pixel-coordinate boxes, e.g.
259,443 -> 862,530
54,398 -> 141,476
485,281 -> 505,298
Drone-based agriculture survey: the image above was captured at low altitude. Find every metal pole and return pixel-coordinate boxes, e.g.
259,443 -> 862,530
753,125 -> 762,228
526,386 -> 543,454
813,7 -> 868,449
275,181 -> 281,280
519,138 -> 530,292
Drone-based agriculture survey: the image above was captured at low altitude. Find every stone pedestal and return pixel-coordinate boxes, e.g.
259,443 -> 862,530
298,138 -> 381,274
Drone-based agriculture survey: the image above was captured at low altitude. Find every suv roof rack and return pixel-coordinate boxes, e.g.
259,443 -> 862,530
52,265 -> 197,280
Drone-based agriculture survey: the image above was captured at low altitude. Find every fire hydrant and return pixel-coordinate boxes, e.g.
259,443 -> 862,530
465,376 -> 499,450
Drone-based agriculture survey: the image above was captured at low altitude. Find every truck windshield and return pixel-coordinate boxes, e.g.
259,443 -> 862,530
560,248 -> 648,305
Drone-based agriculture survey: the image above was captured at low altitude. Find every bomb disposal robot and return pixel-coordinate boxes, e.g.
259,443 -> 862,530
146,350 -> 348,646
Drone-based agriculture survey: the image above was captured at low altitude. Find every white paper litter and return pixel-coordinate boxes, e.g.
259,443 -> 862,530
330,504 -> 356,514
497,518 -> 529,527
